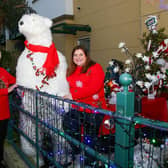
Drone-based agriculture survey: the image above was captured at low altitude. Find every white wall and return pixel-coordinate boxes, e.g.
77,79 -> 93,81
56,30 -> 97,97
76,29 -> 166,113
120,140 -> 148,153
27,0 -> 73,19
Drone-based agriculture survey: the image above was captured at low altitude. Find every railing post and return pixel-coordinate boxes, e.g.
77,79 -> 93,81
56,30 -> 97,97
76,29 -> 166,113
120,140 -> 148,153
35,92 -> 40,168
114,73 -> 135,168
7,95 -> 13,141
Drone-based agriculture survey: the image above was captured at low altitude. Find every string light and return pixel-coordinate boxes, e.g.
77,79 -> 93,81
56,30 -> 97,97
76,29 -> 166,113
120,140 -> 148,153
151,138 -> 156,144
80,156 -> 84,161
84,136 -> 92,145
60,108 -> 65,114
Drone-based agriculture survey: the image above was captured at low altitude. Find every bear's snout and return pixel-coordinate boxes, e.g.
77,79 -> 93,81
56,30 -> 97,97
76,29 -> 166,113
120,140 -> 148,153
19,21 -> 24,26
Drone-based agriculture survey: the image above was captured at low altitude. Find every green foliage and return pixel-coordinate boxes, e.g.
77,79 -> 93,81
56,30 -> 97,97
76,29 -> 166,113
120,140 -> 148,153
138,27 -> 168,95
0,50 -> 19,76
119,27 -> 168,96
0,0 -> 29,33
1,0 -> 26,32
140,28 -> 168,58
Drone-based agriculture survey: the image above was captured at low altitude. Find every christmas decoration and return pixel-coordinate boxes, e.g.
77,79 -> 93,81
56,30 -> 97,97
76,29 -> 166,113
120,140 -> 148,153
134,127 -> 168,168
118,42 -> 145,98
145,15 -> 158,34
16,13 -> 70,95
16,13 -> 70,167
118,16 -> 168,98
134,138 -> 168,168
104,59 -> 123,104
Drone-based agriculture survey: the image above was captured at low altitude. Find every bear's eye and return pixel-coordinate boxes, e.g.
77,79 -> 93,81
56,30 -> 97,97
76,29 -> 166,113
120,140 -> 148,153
19,21 -> 24,26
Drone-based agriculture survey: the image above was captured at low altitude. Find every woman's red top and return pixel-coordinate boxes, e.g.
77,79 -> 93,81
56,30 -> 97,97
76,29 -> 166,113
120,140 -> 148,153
67,63 -> 107,111
0,67 -> 16,120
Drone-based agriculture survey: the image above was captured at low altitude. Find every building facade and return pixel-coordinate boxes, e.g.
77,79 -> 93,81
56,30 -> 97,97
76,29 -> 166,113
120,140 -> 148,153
3,0 -> 168,70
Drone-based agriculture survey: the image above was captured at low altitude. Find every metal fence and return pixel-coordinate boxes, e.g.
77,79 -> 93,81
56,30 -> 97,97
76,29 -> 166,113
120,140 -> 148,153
8,84 -> 168,168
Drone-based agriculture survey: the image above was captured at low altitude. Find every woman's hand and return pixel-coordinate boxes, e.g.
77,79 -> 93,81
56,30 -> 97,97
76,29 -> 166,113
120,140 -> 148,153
63,94 -> 72,100
8,84 -> 18,93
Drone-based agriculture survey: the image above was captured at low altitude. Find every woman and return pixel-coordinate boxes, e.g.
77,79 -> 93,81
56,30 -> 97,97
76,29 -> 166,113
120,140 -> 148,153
0,52 -> 17,168
63,45 -> 108,158
64,45 -> 107,110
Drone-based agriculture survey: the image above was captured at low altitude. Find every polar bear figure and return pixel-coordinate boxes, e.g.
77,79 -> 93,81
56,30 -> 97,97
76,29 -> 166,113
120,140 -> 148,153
16,13 -> 69,95
16,13 -> 70,166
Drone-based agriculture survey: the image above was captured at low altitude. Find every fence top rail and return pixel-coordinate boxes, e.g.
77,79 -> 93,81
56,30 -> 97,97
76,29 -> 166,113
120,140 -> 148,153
16,85 -> 168,131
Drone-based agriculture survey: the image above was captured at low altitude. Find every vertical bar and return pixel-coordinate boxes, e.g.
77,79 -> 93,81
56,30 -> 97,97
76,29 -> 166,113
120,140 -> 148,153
7,95 -> 13,141
35,92 -> 39,168
114,73 -> 135,168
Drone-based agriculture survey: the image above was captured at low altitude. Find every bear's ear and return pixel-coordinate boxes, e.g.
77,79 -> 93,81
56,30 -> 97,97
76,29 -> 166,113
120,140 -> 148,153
44,18 -> 53,28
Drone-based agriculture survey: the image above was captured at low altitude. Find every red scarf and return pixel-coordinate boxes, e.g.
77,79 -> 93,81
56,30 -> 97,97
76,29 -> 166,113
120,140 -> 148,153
24,40 -> 59,77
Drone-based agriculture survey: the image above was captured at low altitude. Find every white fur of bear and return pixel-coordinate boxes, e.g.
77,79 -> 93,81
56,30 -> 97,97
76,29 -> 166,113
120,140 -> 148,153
16,13 -> 71,166
16,13 -> 69,96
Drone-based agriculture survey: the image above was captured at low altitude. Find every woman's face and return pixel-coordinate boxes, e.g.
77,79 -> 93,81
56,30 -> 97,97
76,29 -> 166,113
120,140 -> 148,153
73,49 -> 87,66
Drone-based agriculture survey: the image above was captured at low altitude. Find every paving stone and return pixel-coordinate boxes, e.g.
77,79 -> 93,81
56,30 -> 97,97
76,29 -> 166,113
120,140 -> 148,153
4,141 -> 28,168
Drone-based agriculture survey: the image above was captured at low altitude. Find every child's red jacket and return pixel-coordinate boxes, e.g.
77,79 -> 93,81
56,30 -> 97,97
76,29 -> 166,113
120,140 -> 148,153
0,67 -> 16,120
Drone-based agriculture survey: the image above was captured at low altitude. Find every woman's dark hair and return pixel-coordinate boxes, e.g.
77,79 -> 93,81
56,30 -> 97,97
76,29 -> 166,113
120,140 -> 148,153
67,45 -> 96,76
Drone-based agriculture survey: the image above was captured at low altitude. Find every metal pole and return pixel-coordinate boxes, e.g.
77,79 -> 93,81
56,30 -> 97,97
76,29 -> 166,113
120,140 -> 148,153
35,92 -> 39,168
114,73 -> 135,168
